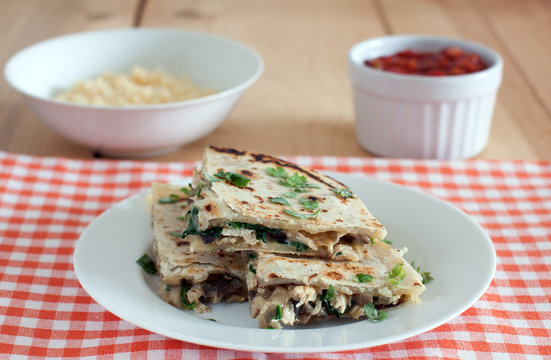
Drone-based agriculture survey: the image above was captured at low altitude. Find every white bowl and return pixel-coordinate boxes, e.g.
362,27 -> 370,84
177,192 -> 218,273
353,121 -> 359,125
4,28 -> 263,158
349,35 -> 503,159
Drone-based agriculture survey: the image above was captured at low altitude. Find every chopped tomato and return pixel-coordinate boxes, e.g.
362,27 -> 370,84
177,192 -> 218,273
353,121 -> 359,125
364,47 -> 487,76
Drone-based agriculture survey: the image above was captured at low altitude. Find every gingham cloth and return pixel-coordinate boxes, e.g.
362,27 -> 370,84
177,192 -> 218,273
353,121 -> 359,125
0,151 -> 550,360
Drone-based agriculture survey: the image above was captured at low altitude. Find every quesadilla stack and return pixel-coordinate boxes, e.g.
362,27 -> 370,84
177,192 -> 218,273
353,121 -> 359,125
151,146 -> 426,328
151,182 -> 247,313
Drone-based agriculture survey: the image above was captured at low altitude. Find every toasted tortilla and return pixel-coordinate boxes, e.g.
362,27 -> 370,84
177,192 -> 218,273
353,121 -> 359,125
151,182 -> 247,313
186,146 -> 387,258
246,242 -> 425,328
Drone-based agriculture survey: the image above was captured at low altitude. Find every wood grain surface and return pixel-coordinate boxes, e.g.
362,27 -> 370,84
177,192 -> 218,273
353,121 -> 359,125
1,0 -> 550,161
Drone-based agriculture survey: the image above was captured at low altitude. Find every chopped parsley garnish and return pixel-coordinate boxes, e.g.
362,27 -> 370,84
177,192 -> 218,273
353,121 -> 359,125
193,182 -> 203,197
214,170 -> 251,187
354,273 -> 373,283
199,226 -> 223,243
158,194 -> 180,204
325,285 -> 335,302
422,272 -> 434,284
180,283 -> 196,309
279,173 -> 320,189
331,187 -> 355,198
266,166 -> 320,189
274,304 -> 282,320
284,208 -> 320,219
265,166 -> 287,178
226,222 -> 281,243
381,239 -> 392,245
363,303 -> 387,322
319,285 -> 340,318
283,191 -> 298,198
289,241 -> 309,252
203,169 -> 223,183
247,251 -> 257,259
335,252 -> 343,256
180,207 -> 223,243
387,263 -> 406,286
208,318 -> 217,322
299,198 -> 319,210
136,254 -> 157,275
181,207 -> 199,237
411,261 -> 434,284
248,264 -> 256,274
180,186 -> 191,195
270,197 -> 291,206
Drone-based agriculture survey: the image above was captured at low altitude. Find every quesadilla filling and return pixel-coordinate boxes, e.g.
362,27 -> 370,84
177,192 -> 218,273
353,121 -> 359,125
159,274 -> 248,313
249,284 -> 405,329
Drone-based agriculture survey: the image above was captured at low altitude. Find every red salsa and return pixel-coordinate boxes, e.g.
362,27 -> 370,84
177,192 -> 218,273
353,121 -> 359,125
364,47 -> 487,76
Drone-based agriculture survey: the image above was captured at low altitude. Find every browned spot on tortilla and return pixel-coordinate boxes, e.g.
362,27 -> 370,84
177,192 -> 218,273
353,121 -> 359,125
205,204 -> 212,212
241,169 -> 253,177
254,195 -> 264,203
326,271 -> 344,281
321,209 -> 328,213
326,263 -> 333,268
307,195 -> 319,201
414,282 -> 422,286
307,274 -> 317,281
336,219 -> 343,222
241,200 -> 249,205
176,241 -> 189,246
267,273 -> 280,279
209,145 -> 246,157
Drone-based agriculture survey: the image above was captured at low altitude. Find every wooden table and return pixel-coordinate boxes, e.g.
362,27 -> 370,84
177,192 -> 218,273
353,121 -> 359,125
2,0 -> 550,161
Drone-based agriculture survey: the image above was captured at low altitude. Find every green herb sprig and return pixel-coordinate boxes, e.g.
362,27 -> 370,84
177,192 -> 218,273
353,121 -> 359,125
299,198 -> 319,210
331,187 -> 355,199
354,273 -> 374,283
284,208 -> 320,219
411,261 -> 434,284
136,254 -> 157,274
180,283 -> 196,309
270,197 -> 291,206
205,169 -> 251,187
274,304 -> 282,321
249,264 -> 256,274
226,222 -> 281,243
387,263 -> 406,286
364,303 -> 387,322
158,194 -> 180,204
319,285 -> 341,318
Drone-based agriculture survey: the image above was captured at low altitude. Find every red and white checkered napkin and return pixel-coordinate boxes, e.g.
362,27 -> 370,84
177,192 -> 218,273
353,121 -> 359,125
1,151 -> 550,359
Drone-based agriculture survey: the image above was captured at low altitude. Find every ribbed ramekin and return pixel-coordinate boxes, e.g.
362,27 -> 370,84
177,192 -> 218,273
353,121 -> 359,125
348,35 -> 503,159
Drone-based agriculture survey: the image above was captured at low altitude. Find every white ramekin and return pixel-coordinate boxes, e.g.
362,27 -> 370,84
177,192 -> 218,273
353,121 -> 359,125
348,35 -> 503,159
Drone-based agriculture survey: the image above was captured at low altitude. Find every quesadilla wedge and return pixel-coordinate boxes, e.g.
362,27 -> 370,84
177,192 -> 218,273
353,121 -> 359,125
151,182 -> 247,313
182,146 -> 387,260
246,242 -> 425,329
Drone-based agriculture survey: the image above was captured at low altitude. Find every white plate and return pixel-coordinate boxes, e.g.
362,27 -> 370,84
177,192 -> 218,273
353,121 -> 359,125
73,173 -> 496,353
